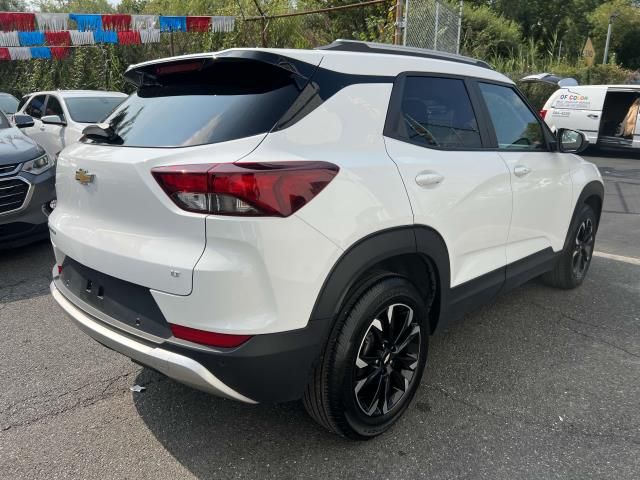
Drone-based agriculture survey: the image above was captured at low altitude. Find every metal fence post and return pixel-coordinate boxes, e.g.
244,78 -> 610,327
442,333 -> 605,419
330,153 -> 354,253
433,0 -> 439,50
402,0 -> 410,46
456,0 -> 463,54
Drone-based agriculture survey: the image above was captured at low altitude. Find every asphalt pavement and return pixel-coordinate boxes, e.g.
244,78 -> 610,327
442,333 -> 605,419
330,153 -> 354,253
1,152 -> 639,480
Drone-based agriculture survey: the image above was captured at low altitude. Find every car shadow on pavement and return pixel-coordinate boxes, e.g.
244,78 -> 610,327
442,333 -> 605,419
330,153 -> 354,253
0,240 -> 54,304
131,257 -> 640,479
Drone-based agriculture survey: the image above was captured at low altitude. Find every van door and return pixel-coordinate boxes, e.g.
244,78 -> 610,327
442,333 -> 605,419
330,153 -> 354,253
598,88 -> 640,148
548,87 -> 606,144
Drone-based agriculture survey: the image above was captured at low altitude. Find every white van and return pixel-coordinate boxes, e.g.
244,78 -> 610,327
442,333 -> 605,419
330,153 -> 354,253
527,75 -> 640,150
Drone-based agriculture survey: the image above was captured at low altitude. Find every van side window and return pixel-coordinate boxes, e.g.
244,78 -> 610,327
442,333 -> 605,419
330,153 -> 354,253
393,76 -> 482,149
478,83 -> 546,150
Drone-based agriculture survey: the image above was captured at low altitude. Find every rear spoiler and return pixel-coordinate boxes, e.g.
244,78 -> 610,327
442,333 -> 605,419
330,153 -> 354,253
520,73 -> 579,87
123,50 -> 320,88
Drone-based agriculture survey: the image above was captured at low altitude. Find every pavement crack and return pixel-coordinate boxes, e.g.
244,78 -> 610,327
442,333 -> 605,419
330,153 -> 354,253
428,383 -> 640,445
559,322 -> 640,359
2,374 -> 167,430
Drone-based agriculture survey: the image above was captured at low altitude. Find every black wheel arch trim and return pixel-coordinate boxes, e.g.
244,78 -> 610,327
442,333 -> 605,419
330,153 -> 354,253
564,181 -> 604,250
309,226 -> 451,332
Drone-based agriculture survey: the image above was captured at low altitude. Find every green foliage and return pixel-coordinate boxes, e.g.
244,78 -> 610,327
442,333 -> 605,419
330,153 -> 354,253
0,0 -> 25,11
460,4 -> 521,58
588,0 -> 640,68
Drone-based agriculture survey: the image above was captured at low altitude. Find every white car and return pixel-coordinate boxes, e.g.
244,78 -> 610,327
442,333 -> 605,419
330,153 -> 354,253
524,75 -> 640,151
49,41 -> 604,439
17,90 -> 127,157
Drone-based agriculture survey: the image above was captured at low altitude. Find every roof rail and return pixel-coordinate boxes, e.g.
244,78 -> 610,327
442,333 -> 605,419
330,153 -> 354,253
316,40 -> 492,70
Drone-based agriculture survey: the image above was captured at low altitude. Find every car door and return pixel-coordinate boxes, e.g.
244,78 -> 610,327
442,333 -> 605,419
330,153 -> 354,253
384,74 -> 513,288
476,81 -> 575,267
38,94 -> 67,157
20,94 -> 47,144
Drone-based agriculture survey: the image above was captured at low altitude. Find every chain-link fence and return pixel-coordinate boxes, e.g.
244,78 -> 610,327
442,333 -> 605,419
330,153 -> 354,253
403,0 -> 462,54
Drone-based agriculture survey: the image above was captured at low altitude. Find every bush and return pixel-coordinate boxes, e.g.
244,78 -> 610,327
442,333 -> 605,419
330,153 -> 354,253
460,4 -> 522,59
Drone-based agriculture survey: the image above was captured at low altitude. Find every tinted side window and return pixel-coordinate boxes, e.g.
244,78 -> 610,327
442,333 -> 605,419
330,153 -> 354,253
392,76 -> 482,149
45,96 -> 64,117
25,95 -> 46,119
479,83 -> 546,150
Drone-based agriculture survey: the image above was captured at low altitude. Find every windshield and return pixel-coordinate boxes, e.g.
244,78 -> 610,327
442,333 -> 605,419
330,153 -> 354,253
0,111 -> 9,129
94,59 -> 304,148
0,95 -> 18,114
65,96 -> 126,123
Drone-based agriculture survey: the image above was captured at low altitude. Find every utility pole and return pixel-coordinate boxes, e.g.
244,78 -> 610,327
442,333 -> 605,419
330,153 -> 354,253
394,0 -> 404,45
603,13 -> 618,64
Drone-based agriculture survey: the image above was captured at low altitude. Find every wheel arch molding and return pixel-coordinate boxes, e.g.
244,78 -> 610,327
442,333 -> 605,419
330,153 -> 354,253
566,181 -> 604,249
309,226 -> 451,335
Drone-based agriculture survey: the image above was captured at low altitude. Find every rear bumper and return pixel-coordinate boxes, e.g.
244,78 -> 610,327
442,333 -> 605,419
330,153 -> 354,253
51,275 -> 329,403
51,281 -> 257,403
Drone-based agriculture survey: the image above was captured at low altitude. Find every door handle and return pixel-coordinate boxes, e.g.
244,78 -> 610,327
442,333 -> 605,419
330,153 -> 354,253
587,114 -> 599,119
513,165 -> 531,177
415,172 -> 444,187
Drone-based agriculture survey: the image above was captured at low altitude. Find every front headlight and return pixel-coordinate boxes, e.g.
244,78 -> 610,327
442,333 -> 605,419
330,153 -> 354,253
21,153 -> 55,175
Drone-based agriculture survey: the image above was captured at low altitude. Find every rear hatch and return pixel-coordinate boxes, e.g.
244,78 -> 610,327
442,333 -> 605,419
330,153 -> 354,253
50,52 -> 322,295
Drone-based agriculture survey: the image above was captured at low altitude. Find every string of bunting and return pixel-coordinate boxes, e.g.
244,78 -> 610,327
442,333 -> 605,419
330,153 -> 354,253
0,12 -> 235,61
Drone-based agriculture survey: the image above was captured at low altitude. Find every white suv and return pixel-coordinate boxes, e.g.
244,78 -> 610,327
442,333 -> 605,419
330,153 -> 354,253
49,41 -> 604,439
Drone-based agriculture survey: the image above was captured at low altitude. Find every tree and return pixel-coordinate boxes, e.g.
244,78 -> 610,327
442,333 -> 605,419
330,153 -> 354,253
588,0 -> 640,68
460,4 -> 521,59
0,0 -> 25,11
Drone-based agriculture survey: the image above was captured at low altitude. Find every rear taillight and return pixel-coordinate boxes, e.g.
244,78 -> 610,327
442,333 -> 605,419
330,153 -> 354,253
539,109 -> 547,120
152,162 -> 339,217
170,323 -> 251,348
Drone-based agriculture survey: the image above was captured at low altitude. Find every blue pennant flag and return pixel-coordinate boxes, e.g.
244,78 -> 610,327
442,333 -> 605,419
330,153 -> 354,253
93,30 -> 118,44
159,16 -> 187,32
69,13 -> 103,32
30,47 -> 51,59
18,31 -> 45,46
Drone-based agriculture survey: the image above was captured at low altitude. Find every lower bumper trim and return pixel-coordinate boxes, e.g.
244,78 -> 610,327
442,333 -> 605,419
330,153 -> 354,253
50,281 -> 257,404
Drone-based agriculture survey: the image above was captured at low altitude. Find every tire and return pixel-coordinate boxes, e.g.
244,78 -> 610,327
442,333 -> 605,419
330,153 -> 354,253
303,276 -> 429,439
542,203 -> 597,289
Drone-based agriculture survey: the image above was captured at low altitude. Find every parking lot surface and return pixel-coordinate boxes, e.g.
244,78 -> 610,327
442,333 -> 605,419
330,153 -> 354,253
1,152 -> 639,480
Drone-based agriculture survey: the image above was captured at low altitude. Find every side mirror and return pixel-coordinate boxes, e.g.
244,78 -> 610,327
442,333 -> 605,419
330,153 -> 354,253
557,128 -> 588,154
41,114 -> 66,126
13,114 -> 34,128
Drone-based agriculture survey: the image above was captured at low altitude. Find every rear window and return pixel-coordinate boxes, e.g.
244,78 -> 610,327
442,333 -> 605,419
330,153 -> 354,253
65,96 -> 126,123
0,95 -> 18,114
97,60 -> 304,148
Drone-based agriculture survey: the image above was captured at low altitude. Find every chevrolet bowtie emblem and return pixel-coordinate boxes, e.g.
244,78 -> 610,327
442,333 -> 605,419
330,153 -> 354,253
75,169 -> 95,185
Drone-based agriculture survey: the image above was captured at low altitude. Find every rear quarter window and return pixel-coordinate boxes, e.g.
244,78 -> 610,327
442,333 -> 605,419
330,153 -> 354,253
97,59 -> 306,148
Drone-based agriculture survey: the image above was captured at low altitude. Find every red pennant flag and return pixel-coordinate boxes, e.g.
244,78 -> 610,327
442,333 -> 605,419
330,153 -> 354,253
0,48 -> 10,61
102,14 -> 131,31
45,31 -> 71,47
0,12 -> 36,31
50,47 -> 70,60
186,16 -> 211,32
117,30 -> 141,45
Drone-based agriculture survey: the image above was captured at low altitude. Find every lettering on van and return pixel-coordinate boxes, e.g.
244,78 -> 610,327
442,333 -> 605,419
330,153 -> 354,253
552,110 -> 570,117
553,93 -> 591,109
